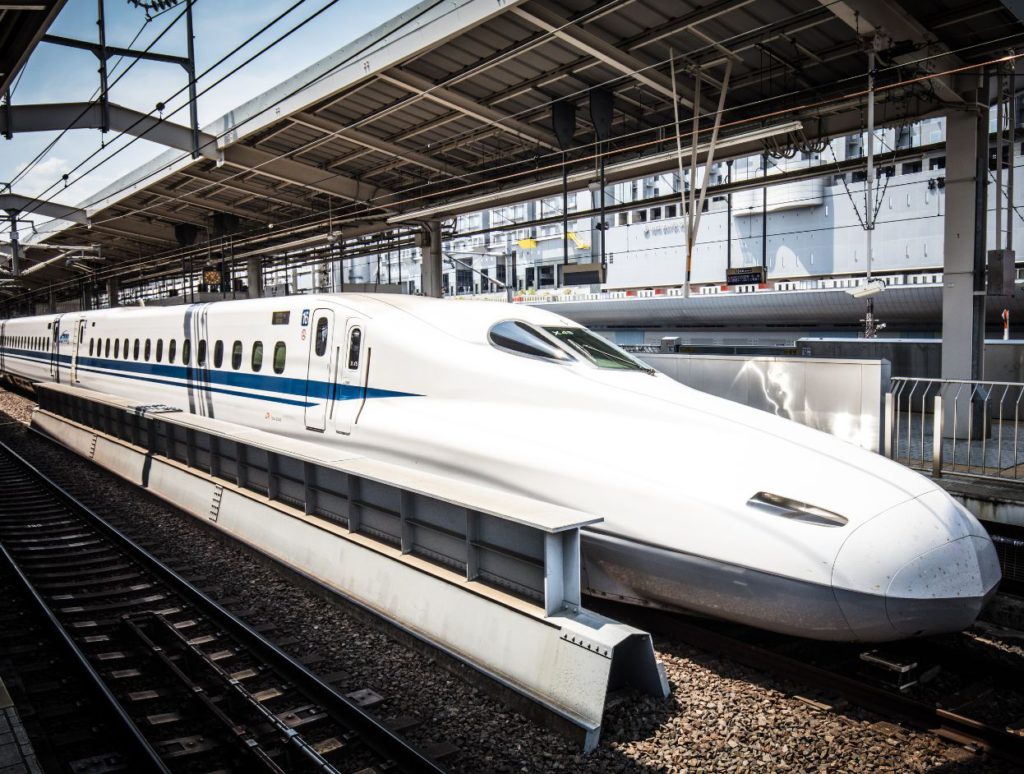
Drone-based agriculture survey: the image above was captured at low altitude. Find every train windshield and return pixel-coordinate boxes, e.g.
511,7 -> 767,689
542,327 -> 652,372
488,321 -> 573,362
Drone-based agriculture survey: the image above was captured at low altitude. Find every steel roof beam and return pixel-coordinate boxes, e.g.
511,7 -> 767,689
816,0 -> 964,104
179,169 -> 314,210
222,145 -> 393,207
148,184 -> 273,223
0,102 -> 221,160
510,4 -> 714,112
291,111 -> 461,178
0,193 -> 88,224
88,218 -> 176,245
380,69 -> 561,151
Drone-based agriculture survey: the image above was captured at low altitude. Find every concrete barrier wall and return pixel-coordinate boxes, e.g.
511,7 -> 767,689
638,353 -> 890,452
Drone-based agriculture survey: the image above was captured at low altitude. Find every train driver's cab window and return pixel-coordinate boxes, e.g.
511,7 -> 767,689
542,327 -> 651,371
213,340 -> 224,368
315,318 -> 329,357
231,341 -> 243,370
273,342 -> 286,374
251,341 -> 263,372
487,321 -> 573,362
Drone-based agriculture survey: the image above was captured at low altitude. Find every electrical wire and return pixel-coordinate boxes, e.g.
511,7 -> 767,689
6,8 -> 172,191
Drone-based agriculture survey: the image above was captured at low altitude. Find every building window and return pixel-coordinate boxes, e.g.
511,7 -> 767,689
902,160 -> 922,175
273,342 -> 286,374
231,341 -> 243,370
252,341 -> 263,372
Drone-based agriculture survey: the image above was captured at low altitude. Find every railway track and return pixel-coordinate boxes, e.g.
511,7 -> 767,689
0,438 -> 450,773
598,601 -> 1024,763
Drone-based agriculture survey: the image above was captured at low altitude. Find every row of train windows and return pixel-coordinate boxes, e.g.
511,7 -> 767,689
87,337 -> 287,374
4,335 -> 50,352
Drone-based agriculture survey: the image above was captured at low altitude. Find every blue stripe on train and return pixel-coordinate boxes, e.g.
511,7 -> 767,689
0,347 -> 419,407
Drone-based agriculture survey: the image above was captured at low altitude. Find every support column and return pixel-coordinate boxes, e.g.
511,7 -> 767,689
421,220 -> 443,298
106,276 -> 120,308
47,287 -> 56,314
246,258 -> 262,299
941,79 -> 988,383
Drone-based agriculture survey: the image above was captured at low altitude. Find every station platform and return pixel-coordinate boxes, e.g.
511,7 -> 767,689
0,677 -> 41,774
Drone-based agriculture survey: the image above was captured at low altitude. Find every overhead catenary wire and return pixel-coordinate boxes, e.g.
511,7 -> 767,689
4,5 -> 1019,292
7,0 -> 956,230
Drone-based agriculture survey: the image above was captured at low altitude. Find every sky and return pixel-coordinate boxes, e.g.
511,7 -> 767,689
0,0 -> 418,233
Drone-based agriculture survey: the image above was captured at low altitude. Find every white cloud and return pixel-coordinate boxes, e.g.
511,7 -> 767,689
14,156 -> 72,198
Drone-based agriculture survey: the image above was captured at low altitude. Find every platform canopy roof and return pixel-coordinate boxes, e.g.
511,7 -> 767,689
0,0 -> 66,96
6,0 -> 1024,296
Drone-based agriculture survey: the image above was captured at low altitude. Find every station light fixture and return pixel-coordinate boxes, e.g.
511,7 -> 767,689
846,279 -> 886,299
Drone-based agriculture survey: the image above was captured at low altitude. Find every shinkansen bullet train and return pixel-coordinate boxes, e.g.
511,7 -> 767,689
0,294 -> 1001,641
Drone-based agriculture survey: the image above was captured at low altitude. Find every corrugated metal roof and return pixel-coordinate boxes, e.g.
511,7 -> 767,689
7,0 -> 1023,302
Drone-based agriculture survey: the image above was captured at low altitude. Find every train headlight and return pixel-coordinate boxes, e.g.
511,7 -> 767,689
748,492 -> 848,527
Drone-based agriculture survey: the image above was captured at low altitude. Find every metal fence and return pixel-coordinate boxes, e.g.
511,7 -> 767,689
886,377 -> 1024,481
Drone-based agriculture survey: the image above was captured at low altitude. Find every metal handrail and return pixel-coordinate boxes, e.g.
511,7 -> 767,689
887,375 -> 1024,483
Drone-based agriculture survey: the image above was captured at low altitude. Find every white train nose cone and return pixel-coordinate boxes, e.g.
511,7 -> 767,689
832,490 -> 1001,641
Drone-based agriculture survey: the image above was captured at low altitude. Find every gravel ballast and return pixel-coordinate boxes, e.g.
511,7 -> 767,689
0,386 -> 1015,772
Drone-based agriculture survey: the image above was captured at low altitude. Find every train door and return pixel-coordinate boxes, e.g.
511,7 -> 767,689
303,309 -> 335,431
50,315 -> 63,382
188,304 -> 214,417
70,317 -> 87,383
334,318 -> 367,435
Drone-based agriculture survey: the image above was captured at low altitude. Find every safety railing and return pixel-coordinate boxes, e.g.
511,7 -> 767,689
886,377 -> 1024,481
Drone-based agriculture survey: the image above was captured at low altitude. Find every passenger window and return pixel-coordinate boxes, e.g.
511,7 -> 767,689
197,339 -> 207,366
133,339 -> 140,360
231,340 -> 243,370
168,339 -> 177,364
315,317 -> 329,357
114,339 -> 120,358
273,342 -> 286,374
347,328 -> 361,370
213,340 -> 224,368
144,339 -> 151,361
183,339 -> 192,365
89,339 -> 94,356
123,338 -> 129,359
156,339 -> 163,363
251,341 -> 263,372
105,338 -> 110,357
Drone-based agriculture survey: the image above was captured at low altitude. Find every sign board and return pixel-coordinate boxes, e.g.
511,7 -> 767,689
726,266 -> 766,286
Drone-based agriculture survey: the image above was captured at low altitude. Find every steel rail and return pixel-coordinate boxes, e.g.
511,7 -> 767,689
604,603 -> 1024,761
0,437 -> 449,774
